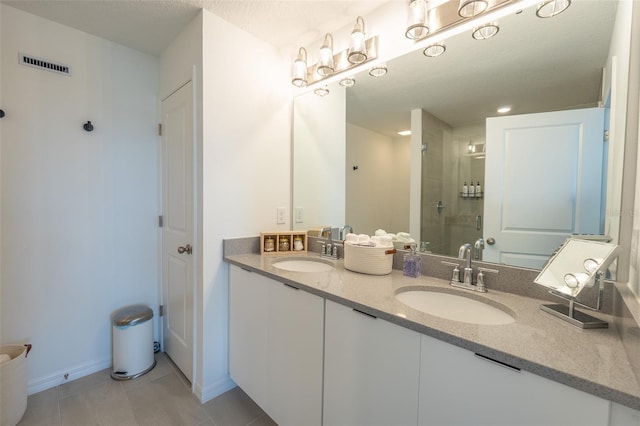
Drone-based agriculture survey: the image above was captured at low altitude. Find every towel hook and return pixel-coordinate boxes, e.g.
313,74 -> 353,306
83,121 -> 94,132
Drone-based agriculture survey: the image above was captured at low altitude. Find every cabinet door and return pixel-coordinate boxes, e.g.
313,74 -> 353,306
419,334 -> 610,426
267,282 -> 324,426
610,402 -> 640,426
324,300 -> 421,426
228,265 -> 269,410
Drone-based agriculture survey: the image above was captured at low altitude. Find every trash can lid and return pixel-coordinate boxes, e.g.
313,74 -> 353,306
112,304 -> 153,326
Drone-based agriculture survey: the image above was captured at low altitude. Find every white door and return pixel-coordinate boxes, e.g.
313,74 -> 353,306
484,108 -> 604,269
161,81 -> 194,381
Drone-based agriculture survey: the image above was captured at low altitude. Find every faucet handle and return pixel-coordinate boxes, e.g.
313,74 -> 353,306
476,267 -> 498,292
442,261 -> 461,283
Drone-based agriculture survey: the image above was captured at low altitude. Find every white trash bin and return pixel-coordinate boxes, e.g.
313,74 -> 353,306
0,344 -> 31,426
111,304 -> 155,380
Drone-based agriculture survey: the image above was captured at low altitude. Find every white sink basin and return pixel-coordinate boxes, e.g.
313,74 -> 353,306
272,258 -> 334,273
396,290 -> 515,325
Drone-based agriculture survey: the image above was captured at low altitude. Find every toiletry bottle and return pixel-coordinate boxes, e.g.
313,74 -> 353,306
403,244 -> 422,278
462,181 -> 468,198
476,181 -> 482,197
469,181 -> 475,198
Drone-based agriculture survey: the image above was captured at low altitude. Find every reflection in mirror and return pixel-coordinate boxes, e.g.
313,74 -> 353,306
292,1 -> 626,270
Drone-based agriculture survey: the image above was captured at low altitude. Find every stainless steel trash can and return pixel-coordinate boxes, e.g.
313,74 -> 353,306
111,304 -> 155,380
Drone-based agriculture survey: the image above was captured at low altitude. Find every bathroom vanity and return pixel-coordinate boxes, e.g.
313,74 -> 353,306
224,241 -> 640,426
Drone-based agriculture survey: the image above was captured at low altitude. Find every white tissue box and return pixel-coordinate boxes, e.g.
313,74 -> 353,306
344,243 -> 396,275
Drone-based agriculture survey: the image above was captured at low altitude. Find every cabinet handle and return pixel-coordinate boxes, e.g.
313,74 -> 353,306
474,353 -> 520,372
283,283 -> 299,290
353,308 -> 377,319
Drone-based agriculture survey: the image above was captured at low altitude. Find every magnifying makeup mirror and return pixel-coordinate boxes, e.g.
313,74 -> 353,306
534,238 -> 621,329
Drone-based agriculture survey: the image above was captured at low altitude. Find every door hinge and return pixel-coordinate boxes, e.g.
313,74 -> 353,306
159,305 -> 164,317
604,130 -> 609,141
158,123 -> 162,136
158,215 -> 163,228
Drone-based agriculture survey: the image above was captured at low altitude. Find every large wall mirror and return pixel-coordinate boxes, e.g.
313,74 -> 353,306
293,0 -> 626,270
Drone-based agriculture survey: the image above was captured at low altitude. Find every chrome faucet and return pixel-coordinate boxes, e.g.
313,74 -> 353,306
340,225 -> 353,240
458,243 -> 473,285
474,238 -> 485,260
442,244 -> 496,293
318,226 -> 332,239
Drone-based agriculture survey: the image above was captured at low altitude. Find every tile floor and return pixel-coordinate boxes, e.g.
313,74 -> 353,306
17,353 -> 276,426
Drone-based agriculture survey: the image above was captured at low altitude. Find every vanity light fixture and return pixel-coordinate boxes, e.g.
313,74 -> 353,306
536,0 -> 571,18
290,33 -> 378,89
403,0 -> 542,45
314,86 -> 330,97
472,22 -> 500,40
458,0 -> 488,18
317,33 -> 335,77
368,65 -> 388,77
423,43 -> 446,57
348,16 -> 368,64
339,76 -> 356,87
291,47 -> 308,87
406,0 -> 430,40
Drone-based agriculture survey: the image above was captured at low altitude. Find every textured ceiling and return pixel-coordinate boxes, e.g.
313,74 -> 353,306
2,0 -> 619,133
2,0 -> 389,56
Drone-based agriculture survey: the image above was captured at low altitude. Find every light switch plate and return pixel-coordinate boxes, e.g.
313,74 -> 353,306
277,207 -> 286,224
295,207 -> 304,223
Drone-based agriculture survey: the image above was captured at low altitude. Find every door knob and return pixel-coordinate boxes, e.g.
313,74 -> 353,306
486,238 -> 496,245
177,244 -> 192,254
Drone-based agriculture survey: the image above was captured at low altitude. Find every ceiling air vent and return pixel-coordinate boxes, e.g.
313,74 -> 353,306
19,53 -> 71,76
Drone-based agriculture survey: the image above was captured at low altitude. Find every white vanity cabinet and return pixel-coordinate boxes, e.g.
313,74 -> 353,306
228,265 -> 324,426
418,334 -> 611,426
229,265 -> 269,409
323,300 -> 421,426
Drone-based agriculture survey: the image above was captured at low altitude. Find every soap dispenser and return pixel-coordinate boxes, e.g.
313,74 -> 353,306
403,244 -> 422,278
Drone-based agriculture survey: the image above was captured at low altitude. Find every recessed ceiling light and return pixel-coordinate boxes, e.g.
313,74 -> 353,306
398,130 -> 411,136
497,106 -> 512,113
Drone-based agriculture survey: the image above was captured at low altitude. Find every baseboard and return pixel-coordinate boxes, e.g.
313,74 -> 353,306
194,374 -> 236,403
27,356 -> 112,395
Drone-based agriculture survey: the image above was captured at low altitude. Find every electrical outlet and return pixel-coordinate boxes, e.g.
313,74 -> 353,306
277,207 -> 286,224
295,207 -> 304,223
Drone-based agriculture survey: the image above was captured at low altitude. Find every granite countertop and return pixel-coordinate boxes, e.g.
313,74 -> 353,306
224,252 -> 640,410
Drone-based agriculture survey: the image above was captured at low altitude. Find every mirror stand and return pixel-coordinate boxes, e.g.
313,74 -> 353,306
540,272 -> 608,329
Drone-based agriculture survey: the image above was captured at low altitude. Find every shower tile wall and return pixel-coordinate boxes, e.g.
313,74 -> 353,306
420,111 -> 451,255
449,123 -> 485,256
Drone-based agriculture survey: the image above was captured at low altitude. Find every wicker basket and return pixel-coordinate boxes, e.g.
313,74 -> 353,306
344,243 -> 397,275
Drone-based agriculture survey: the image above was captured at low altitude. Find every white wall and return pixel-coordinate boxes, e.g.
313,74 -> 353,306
199,10 -> 291,402
390,136 -> 411,234
293,83 -> 346,231
346,123 -> 394,235
0,4 -> 159,394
